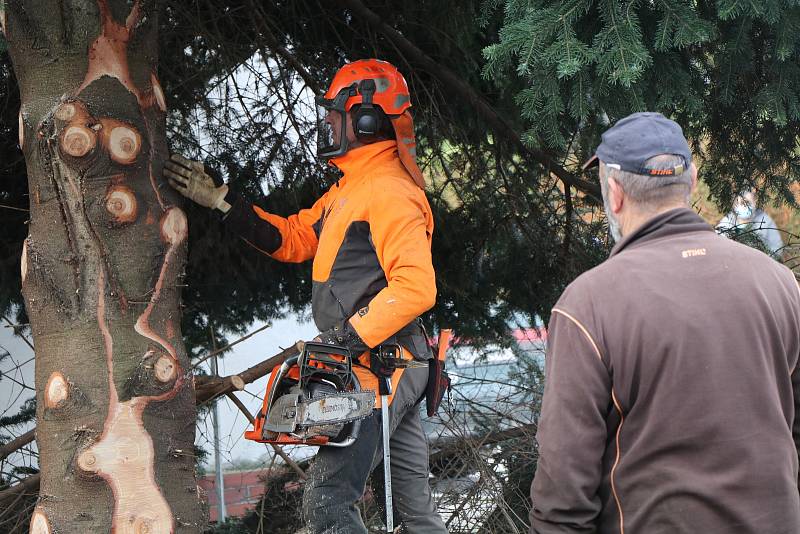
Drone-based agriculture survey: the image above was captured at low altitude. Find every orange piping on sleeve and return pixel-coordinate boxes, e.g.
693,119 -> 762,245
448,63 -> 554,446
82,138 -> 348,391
552,306 -> 625,533
610,389 -> 626,534
551,308 -> 604,364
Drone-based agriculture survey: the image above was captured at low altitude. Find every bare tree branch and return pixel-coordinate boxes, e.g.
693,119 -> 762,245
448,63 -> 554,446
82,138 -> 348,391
191,322 -> 272,370
429,422 -> 537,464
0,473 -> 39,507
0,430 -> 34,462
194,342 -> 302,403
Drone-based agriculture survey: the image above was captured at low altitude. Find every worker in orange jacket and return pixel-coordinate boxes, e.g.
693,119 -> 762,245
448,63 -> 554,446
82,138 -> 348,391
164,59 -> 447,533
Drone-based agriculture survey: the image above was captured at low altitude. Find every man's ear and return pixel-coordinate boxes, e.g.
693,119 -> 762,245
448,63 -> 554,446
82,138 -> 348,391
607,176 -> 625,214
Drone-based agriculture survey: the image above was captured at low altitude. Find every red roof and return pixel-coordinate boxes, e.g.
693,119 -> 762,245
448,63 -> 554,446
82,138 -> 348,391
511,328 -> 548,343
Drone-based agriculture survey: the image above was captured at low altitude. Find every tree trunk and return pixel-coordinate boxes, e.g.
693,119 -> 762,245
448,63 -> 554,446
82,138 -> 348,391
5,1 -> 202,532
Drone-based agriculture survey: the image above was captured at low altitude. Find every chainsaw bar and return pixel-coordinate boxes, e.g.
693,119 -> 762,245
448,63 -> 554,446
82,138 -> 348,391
299,391 -> 375,427
264,389 -> 375,434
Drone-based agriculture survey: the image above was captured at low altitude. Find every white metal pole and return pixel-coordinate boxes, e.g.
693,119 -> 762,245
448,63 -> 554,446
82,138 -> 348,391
211,354 -> 227,522
381,395 -> 393,532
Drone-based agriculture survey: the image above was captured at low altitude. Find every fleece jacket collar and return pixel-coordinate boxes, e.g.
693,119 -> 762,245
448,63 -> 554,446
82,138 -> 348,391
610,207 -> 714,258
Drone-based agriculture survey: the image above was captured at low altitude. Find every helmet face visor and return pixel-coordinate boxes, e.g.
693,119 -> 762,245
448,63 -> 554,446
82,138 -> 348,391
315,91 -> 351,160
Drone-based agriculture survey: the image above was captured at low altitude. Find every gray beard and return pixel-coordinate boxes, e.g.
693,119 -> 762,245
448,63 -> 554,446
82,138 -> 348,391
604,198 -> 623,243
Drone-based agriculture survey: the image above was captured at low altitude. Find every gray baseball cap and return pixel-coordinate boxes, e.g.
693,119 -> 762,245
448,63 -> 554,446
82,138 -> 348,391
583,112 -> 691,176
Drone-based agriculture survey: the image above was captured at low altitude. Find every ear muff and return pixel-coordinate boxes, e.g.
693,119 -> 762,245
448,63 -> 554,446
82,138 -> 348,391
354,79 -> 381,143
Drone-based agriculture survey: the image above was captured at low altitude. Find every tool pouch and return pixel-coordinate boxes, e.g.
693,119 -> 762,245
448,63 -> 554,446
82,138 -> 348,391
425,358 -> 451,417
424,329 -> 452,417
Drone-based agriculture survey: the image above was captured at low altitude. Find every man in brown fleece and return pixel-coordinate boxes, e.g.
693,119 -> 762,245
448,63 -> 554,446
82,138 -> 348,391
530,112 -> 800,534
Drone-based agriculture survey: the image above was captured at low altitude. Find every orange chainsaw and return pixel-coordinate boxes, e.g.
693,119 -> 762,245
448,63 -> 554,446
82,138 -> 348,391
245,342 -> 375,447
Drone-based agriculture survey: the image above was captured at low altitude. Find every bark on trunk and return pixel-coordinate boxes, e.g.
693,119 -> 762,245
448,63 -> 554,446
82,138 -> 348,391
5,1 -> 202,532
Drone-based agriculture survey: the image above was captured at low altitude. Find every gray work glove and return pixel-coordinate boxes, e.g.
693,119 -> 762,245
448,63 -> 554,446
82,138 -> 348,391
164,154 -> 231,213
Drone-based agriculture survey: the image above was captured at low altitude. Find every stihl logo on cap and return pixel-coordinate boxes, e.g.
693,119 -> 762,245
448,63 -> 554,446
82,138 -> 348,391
648,164 -> 684,176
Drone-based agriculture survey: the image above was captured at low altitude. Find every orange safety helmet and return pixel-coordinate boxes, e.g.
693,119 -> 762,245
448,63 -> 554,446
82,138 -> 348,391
323,59 -> 412,114
316,59 -> 425,189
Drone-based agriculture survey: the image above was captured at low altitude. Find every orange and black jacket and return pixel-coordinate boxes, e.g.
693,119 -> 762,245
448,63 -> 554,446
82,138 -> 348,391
222,140 -> 435,397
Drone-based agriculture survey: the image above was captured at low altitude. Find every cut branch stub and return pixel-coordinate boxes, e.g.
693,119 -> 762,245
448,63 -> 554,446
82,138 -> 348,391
18,110 -> 24,148
123,349 -> 180,398
153,354 -> 177,384
54,102 -> 77,122
60,125 -> 96,158
105,184 -> 138,224
101,119 -> 141,165
55,99 -> 92,125
44,371 -> 70,409
76,449 -> 98,473
108,125 -> 141,164
30,508 -> 52,534
159,207 -> 188,245
21,238 -> 28,284
133,516 -> 157,534
230,375 -> 245,391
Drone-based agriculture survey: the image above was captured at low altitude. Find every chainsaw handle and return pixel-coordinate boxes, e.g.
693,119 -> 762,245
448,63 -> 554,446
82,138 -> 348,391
263,355 -> 299,422
257,349 -> 371,448
324,419 -> 361,448
324,373 -> 367,447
